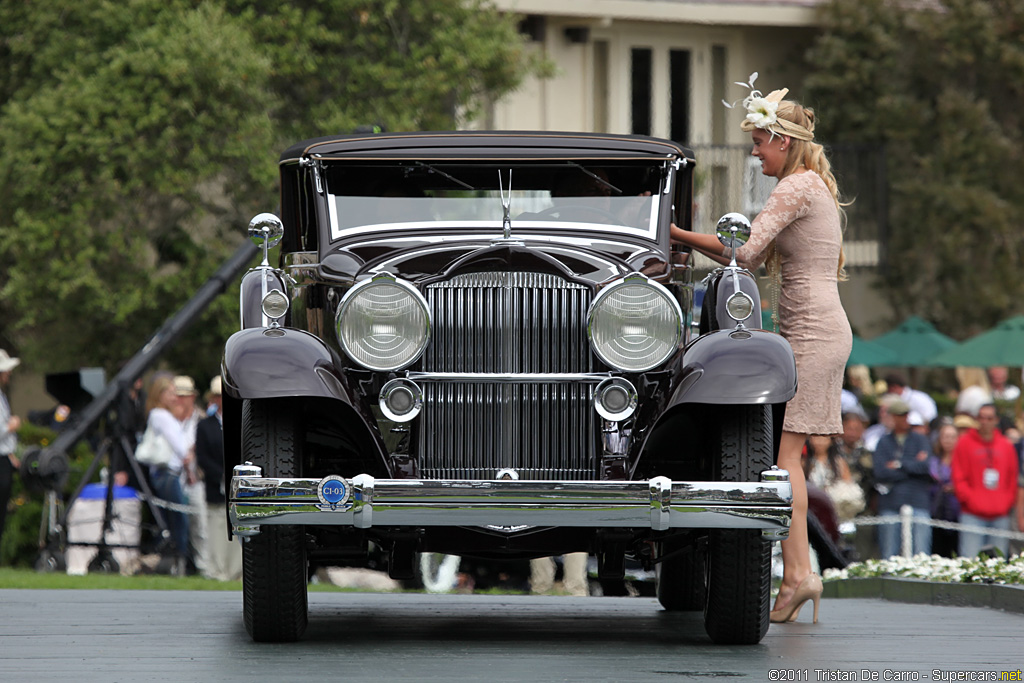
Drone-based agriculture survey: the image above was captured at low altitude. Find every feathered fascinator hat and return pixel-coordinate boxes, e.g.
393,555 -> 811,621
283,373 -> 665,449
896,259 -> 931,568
724,72 -> 814,142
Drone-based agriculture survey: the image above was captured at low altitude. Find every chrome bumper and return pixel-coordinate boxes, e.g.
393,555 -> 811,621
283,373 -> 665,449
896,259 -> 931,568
229,465 -> 792,540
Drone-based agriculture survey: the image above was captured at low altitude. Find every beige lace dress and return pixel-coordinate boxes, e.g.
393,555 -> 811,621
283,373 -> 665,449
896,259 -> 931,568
730,171 -> 852,436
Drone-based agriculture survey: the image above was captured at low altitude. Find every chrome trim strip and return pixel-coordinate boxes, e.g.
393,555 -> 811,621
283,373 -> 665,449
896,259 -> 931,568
408,372 -> 611,384
229,468 -> 793,535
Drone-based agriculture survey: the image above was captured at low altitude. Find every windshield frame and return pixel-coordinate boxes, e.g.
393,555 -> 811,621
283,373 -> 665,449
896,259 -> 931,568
320,159 -> 674,244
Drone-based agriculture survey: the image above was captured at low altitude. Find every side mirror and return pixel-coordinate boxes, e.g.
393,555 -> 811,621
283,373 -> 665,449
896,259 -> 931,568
248,213 -> 284,267
715,212 -> 751,250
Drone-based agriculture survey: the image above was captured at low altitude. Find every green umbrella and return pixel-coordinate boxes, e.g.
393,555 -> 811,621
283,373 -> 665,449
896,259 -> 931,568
927,315 -> 1024,367
871,315 -> 956,367
847,335 -> 899,367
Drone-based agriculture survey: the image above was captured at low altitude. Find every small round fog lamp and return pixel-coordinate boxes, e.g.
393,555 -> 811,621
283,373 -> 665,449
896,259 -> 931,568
379,378 -> 423,422
262,289 -> 289,321
593,377 -> 638,422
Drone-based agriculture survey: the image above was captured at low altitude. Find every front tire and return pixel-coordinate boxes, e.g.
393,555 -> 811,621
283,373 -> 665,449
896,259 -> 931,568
703,405 -> 773,644
241,399 -> 309,643
656,540 -> 705,611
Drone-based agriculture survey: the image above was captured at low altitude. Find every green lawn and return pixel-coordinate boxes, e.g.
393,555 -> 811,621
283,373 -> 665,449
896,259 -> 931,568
0,567 -> 380,592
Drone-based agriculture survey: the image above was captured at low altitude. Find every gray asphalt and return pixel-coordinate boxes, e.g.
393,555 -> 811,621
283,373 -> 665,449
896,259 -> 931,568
1,589 -> 1021,682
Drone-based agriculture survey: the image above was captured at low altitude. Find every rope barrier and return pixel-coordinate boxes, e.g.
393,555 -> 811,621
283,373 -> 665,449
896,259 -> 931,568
135,492 -> 202,516
851,511 -> 1024,541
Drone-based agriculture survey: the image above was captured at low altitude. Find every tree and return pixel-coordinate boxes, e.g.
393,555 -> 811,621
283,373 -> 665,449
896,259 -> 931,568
805,0 -> 1024,337
0,1 -> 548,381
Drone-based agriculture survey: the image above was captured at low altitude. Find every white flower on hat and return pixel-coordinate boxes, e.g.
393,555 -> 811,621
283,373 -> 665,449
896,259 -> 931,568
743,95 -> 779,129
723,72 -> 792,141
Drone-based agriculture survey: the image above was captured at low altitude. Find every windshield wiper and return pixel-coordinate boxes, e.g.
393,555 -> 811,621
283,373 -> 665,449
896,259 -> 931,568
567,162 -> 623,196
415,162 -> 475,190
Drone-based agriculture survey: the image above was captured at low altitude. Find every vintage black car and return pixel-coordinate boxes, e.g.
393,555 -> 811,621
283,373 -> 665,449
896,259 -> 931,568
222,131 -> 796,644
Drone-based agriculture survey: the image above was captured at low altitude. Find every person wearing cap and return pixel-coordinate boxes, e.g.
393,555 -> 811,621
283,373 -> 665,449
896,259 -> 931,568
951,403 -> 1019,558
872,397 -> 935,558
862,393 -> 899,453
194,376 -> 241,581
953,414 -> 980,433
173,375 -> 208,576
884,373 -> 938,425
0,349 -> 23,558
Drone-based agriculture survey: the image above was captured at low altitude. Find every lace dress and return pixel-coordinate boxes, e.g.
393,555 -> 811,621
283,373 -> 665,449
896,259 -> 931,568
731,172 -> 852,435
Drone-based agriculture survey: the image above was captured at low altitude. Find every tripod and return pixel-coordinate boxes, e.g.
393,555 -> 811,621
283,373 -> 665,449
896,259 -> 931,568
37,398 -> 172,574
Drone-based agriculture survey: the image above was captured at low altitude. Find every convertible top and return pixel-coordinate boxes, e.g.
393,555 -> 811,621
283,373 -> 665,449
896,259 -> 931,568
279,131 -> 695,164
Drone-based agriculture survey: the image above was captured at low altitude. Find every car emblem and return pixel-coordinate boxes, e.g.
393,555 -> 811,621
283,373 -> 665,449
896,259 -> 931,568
316,475 -> 350,509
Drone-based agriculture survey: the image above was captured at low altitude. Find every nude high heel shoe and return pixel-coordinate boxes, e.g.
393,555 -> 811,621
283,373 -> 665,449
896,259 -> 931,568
770,573 -> 822,624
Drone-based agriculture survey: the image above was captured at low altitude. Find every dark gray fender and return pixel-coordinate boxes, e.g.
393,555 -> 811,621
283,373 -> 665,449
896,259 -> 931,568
222,327 -> 353,403
669,329 -> 797,406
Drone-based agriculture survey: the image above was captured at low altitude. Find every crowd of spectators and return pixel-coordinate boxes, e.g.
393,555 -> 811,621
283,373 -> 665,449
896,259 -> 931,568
825,367 -> 1024,561
117,371 -> 241,580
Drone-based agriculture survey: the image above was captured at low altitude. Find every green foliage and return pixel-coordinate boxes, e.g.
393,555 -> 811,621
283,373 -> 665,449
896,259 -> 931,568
229,0 -> 552,139
806,0 -> 1024,337
0,1 -> 548,378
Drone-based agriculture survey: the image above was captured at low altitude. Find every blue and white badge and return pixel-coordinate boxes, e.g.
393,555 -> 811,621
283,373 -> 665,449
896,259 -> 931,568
317,475 -> 350,509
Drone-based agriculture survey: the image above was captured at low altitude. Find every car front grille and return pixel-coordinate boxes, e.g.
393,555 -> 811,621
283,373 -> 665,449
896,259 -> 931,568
419,272 -> 597,480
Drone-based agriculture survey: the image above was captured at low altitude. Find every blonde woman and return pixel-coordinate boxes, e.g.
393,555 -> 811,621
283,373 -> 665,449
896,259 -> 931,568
672,79 -> 851,623
144,375 -> 194,572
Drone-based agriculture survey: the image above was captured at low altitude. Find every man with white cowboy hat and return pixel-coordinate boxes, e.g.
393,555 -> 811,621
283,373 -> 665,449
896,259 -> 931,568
0,348 -> 23,557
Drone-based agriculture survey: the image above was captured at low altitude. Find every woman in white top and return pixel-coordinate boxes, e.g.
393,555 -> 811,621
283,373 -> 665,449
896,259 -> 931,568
144,375 -> 194,567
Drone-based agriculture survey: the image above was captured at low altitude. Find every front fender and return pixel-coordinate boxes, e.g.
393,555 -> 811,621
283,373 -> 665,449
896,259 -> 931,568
222,327 -> 353,403
669,329 -> 797,406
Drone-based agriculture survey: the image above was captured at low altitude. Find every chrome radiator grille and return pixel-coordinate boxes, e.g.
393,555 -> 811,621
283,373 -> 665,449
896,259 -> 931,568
418,272 -> 597,480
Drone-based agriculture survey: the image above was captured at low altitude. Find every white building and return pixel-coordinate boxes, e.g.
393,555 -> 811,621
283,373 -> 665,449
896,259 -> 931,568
487,0 -> 890,335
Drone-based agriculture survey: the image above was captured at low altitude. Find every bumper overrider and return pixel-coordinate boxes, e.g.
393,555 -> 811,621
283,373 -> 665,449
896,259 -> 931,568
229,465 -> 793,540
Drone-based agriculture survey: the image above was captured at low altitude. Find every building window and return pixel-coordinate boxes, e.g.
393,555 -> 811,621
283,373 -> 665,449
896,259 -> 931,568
631,48 -> 652,136
711,46 -> 727,144
670,49 -> 690,143
593,40 -> 609,133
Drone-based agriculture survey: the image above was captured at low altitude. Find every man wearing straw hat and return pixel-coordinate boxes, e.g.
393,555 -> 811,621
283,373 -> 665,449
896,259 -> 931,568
0,349 -> 23,557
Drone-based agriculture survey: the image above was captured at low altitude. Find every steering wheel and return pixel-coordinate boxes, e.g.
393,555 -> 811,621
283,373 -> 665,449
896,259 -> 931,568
535,203 -> 619,224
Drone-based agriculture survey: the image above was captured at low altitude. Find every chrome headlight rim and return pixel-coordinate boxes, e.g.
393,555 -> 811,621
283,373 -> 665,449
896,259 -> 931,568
335,273 -> 431,372
587,274 -> 683,372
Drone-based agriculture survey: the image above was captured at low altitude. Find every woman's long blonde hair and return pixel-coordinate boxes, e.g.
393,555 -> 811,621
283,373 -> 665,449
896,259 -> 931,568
766,100 -> 849,281
145,375 -> 175,416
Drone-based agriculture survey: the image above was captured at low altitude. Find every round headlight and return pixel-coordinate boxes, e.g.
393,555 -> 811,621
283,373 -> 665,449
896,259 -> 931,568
336,274 -> 431,371
261,289 -> 289,321
725,291 -> 754,322
587,275 -> 682,372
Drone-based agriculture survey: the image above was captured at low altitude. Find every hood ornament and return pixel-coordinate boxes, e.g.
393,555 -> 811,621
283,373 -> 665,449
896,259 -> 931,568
491,169 -> 523,246
499,169 -> 513,240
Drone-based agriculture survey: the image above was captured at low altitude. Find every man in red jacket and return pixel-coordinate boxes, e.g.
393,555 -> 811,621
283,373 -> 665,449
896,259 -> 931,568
951,403 -> 1019,557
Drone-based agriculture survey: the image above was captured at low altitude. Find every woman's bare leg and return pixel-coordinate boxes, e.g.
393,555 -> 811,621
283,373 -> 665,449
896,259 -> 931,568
774,430 -> 812,611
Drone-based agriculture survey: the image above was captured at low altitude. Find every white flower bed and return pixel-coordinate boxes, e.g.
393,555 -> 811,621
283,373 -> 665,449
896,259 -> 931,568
824,553 -> 1024,585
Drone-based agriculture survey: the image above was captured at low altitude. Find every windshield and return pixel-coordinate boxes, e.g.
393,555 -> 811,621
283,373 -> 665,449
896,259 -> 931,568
324,162 -> 668,242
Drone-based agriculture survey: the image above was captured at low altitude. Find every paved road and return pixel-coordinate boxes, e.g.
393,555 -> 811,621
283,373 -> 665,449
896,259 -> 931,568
1,589 -> 1021,682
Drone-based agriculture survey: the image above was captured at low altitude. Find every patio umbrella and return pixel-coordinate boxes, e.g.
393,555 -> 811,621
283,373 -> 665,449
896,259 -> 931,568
847,335 -> 898,367
927,315 -> 1024,367
871,315 -> 956,367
